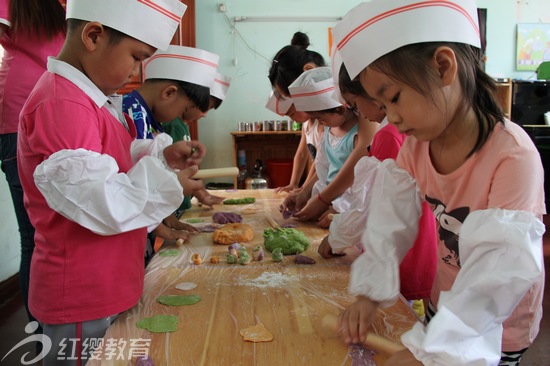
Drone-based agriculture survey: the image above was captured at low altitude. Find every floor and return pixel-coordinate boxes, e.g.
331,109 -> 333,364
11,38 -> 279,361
0,233 -> 549,365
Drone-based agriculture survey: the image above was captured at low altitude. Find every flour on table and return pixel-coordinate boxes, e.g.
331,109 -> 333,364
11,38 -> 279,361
176,282 -> 198,291
238,272 -> 294,289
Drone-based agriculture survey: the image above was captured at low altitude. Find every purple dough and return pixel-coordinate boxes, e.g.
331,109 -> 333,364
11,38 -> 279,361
294,254 -> 316,265
280,223 -> 298,228
212,212 -> 243,224
136,356 -> 155,366
282,209 -> 296,220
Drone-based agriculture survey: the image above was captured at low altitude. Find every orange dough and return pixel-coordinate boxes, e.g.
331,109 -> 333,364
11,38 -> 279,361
212,223 -> 254,245
240,323 -> 273,342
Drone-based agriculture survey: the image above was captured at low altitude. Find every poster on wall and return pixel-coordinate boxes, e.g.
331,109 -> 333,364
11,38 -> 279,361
516,23 -> 550,71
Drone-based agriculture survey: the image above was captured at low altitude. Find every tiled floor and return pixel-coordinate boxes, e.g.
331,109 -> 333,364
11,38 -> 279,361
1,236 -> 549,365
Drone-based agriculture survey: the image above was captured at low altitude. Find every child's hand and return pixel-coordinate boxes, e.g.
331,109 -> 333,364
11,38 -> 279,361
274,184 -> 297,194
176,166 -> 203,196
153,223 -> 191,242
164,140 -> 206,170
317,207 -> 336,228
385,350 -> 422,366
293,196 -> 327,221
279,189 -> 310,214
318,236 -> 335,259
338,296 -> 379,345
163,215 -> 198,233
196,191 -> 225,209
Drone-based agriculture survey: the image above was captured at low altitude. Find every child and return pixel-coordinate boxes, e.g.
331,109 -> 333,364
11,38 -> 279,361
0,0 -> 65,345
284,66 -> 377,226
16,0 -> 199,363
318,59 -> 437,312
265,92 -> 323,193
270,37 -> 380,222
332,1 -> 545,365
123,45 -> 218,247
163,71 -> 233,217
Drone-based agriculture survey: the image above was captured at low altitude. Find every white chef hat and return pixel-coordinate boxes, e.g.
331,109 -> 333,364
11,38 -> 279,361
210,72 -> 232,100
143,45 -> 219,88
66,0 -> 187,51
332,0 -> 481,80
265,92 -> 294,116
330,44 -> 346,105
289,67 -> 342,112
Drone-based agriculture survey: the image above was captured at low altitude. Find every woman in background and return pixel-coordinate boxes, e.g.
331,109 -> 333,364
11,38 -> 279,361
0,0 -> 66,344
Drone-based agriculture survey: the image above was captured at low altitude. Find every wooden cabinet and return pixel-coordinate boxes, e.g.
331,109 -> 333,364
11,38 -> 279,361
495,79 -> 512,118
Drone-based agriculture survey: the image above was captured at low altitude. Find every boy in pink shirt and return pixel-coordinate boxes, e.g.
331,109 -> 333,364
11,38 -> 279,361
16,0 -> 201,364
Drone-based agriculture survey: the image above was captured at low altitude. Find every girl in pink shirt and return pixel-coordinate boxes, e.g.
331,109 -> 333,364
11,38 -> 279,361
0,0 -> 65,345
333,1 -> 545,365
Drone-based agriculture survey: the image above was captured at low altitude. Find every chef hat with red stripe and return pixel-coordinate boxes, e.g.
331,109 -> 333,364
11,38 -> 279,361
143,46 -> 220,88
66,0 -> 187,51
265,92 -> 294,116
210,72 -> 232,101
288,67 -> 342,112
332,0 -> 481,80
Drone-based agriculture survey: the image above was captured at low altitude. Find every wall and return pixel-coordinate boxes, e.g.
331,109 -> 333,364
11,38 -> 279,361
194,0 -> 550,175
1,0 -> 549,282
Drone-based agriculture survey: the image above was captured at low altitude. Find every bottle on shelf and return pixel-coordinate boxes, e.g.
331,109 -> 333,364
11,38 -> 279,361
237,150 -> 248,190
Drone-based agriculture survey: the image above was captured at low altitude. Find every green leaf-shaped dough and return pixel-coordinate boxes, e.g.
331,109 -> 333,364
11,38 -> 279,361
136,314 -> 178,333
157,295 -> 201,306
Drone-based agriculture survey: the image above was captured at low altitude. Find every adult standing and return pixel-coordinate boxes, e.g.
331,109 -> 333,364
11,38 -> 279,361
0,0 -> 65,340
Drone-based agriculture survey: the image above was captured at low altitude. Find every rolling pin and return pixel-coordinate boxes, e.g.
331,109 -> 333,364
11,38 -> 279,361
322,315 -> 405,355
193,167 -> 239,179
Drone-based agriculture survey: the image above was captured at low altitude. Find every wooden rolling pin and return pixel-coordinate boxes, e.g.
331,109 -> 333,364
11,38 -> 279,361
322,315 -> 405,355
193,167 -> 239,179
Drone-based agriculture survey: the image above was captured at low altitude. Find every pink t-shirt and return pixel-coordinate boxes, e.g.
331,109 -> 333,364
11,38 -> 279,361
397,120 -> 545,351
18,72 -> 147,324
370,123 -> 437,301
0,0 -> 64,134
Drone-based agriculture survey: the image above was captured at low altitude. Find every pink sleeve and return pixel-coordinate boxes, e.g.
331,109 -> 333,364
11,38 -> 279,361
0,0 -> 9,23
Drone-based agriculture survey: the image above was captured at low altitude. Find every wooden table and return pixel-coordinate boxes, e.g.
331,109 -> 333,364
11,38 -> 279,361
89,190 -> 417,365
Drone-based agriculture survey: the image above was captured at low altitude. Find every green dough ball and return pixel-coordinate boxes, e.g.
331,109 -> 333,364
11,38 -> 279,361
136,314 -> 178,333
157,295 -> 201,306
263,228 -> 310,255
186,218 -> 203,223
158,249 -> 180,257
223,197 -> 256,204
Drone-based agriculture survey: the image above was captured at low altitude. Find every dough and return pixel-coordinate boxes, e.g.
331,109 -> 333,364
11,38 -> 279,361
241,205 -> 261,215
263,228 -> 310,255
136,314 -> 178,333
212,212 -> 242,224
212,223 -> 254,245
157,295 -> 201,306
240,323 -> 273,342
198,224 -> 220,233
294,254 -> 316,264
175,282 -> 197,291
186,218 -> 203,223
223,197 -> 256,204
158,249 -> 180,257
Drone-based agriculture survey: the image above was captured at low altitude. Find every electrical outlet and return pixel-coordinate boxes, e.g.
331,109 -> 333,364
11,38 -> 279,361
218,3 -> 227,13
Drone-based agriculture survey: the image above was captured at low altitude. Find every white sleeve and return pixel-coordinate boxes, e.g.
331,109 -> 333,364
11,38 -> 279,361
34,148 -> 184,236
329,157 -> 381,252
401,209 -> 544,366
349,159 -> 422,306
130,133 -> 173,166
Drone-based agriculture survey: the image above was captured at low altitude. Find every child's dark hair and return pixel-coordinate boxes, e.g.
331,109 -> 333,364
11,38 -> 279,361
9,0 -> 66,40
67,19 -> 130,45
339,63 -> 368,98
269,32 -> 326,97
210,96 -> 223,110
367,42 -> 504,156
149,79 -> 211,112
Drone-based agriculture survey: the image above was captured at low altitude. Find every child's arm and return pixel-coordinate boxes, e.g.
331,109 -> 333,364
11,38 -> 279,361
295,119 -> 379,221
194,188 -> 225,208
275,128 -> 310,193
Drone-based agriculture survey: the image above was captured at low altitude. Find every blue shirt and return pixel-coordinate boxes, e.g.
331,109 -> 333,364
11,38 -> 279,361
122,90 -> 163,139
325,123 -> 359,184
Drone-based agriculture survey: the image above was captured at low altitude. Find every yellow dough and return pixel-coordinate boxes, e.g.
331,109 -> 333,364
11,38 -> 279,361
240,323 -> 273,342
212,223 -> 254,245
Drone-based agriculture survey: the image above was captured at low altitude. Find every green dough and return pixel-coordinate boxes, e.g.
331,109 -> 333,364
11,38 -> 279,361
186,218 -> 203,223
263,228 -> 310,255
136,314 -> 178,333
271,247 -> 284,262
157,295 -> 201,306
158,249 -> 180,257
223,197 -> 256,204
